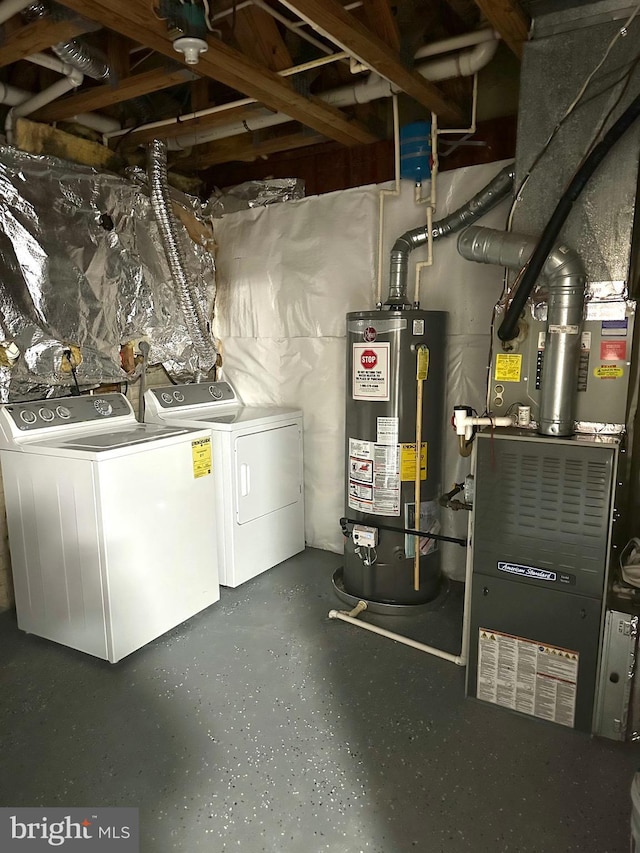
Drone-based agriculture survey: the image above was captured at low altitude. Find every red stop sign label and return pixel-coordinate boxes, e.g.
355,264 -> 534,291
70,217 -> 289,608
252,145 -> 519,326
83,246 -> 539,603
361,349 -> 377,369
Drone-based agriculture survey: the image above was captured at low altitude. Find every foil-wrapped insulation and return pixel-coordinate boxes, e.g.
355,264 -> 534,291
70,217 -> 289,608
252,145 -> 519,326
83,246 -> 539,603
147,139 -> 217,373
0,146 -> 216,400
52,39 -> 110,82
205,178 -> 305,217
386,165 -> 515,306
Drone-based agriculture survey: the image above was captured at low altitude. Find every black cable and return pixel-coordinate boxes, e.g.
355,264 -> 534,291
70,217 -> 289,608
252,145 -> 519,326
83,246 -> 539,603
498,89 -> 640,342
63,349 -> 81,396
340,517 -> 467,547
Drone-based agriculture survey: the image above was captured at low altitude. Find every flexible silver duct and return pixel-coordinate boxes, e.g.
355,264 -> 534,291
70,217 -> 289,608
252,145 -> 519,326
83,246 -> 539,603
24,3 -> 109,81
457,225 -> 586,437
386,165 -> 515,306
147,139 -> 217,373
52,40 -> 109,82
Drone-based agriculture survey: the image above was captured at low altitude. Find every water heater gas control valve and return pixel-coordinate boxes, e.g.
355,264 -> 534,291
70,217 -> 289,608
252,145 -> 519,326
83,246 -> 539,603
352,524 -> 378,548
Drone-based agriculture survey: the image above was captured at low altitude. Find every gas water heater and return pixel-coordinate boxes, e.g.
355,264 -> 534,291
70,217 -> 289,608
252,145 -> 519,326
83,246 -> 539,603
343,309 -> 446,605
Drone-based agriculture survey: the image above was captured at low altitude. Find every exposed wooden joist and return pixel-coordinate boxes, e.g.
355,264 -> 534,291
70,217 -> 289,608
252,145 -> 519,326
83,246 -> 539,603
55,0 -> 378,146
473,0 -> 529,58
118,103 -> 266,149
233,6 -> 293,71
0,16 -> 100,68
361,0 -> 401,52
32,66 -> 198,122
106,33 -> 132,81
177,128 -> 326,170
443,0 -> 481,27
277,0 -> 463,122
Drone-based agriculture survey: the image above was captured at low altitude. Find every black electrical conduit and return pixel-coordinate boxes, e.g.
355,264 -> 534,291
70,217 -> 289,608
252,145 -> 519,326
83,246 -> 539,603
499,90 -> 640,341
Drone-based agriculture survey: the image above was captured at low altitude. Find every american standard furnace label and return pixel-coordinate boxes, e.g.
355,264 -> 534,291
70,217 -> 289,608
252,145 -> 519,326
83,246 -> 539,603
348,437 -> 400,516
477,628 -> 578,728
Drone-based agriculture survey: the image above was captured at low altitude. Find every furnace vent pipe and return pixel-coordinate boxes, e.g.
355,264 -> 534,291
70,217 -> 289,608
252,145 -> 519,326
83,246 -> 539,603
499,90 -> 640,342
386,165 -> 514,307
457,226 -> 586,437
147,139 -> 216,373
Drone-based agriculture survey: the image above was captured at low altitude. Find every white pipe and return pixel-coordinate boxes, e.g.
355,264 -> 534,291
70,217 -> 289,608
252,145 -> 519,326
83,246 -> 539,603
0,81 -> 32,107
26,52 -> 73,76
453,409 -> 515,441
328,607 -> 466,665
71,112 -> 121,133
414,28 -> 497,60
0,0 -> 33,26
5,67 -> 83,144
375,94 -> 400,305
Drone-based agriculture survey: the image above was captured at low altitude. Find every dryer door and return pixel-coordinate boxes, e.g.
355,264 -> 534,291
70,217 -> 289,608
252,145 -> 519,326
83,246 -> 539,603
235,424 -> 301,524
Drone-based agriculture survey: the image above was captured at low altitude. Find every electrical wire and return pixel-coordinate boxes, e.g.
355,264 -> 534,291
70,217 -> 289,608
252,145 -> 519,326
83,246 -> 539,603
202,0 -> 216,31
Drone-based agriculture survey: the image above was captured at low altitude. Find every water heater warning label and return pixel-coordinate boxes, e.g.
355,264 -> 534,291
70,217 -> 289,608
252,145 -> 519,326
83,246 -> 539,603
477,628 -> 578,728
352,343 -> 390,401
348,437 -> 400,516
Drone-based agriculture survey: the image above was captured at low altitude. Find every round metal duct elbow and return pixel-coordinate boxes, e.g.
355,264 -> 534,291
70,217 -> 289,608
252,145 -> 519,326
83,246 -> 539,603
457,225 -> 586,437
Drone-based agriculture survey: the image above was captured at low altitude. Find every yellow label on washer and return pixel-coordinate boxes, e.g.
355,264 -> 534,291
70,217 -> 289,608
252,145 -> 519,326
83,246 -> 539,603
400,442 -> 427,481
494,353 -> 522,382
192,437 -> 212,478
594,365 -> 624,379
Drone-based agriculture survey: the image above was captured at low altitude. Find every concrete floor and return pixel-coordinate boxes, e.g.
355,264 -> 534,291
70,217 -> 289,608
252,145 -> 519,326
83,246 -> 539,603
0,547 -> 638,853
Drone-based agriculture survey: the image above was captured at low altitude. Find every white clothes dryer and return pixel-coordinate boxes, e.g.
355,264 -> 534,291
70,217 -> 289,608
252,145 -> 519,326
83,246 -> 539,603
144,381 -> 304,588
0,393 -> 219,662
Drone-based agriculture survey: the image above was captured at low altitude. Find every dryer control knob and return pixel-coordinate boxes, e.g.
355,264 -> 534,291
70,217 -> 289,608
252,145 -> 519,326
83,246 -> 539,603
20,410 -> 37,425
209,385 -> 223,399
161,392 -> 172,404
93,398 -> 113,417
173,391 -> 185,402
39,407 -> 55,422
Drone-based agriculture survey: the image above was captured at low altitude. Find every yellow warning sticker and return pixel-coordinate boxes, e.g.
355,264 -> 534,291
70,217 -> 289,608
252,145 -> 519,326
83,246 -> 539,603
400,442 -> 427,481
594,365 -> 624,379
494,353 -> 522,382
192,437 -> 212,478
416,346 -> 430,380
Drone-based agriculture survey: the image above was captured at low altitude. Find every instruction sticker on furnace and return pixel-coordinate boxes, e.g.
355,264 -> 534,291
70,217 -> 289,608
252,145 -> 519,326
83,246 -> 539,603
477,628 -> 578,728
191,437 -> 212,479
494,353 -> 522,383
352,342 -> 390,401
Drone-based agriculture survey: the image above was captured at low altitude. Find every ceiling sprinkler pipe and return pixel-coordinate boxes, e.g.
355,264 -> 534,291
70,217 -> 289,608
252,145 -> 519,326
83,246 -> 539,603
498,90 -> 640,342
457,226 -> 586,437
147,139 -> 216,372
385,165 -> 514,307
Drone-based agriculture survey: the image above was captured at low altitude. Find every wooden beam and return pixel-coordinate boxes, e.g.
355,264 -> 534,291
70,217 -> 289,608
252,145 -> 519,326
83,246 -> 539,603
118,103 -> 266,149
106,32 -> 132,81
177,128 -> 326,170
32,66 -> 198,122
277,0 -> 462,121
473,0 -> 529,58
55,0 -> 378,146
361,0 -> 400,52
233,6 -> 293,71
15,117 -> 125,171
0,17 -> 100,68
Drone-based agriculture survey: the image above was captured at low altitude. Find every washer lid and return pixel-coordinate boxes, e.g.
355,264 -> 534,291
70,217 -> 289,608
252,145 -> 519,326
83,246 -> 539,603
25,424 -> 190,453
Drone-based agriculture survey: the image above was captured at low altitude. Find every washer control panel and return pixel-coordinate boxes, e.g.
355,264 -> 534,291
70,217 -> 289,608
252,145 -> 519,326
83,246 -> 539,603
4,394 -> 131,431
151,382 -> 237,409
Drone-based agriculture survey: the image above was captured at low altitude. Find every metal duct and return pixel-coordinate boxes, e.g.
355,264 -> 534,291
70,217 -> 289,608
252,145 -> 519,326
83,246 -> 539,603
52,39 -> 109,82
386,165 -> 515,307
147,139 -> 217,373
25,2 -> 110,81
457,225 -> 586,437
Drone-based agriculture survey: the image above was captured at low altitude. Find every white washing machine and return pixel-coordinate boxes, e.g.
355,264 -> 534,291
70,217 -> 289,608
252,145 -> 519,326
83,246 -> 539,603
0,393 -> 220,663
144,381 -> 305,588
